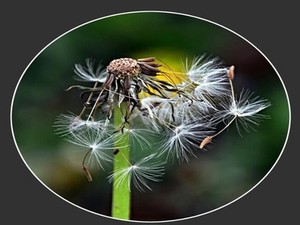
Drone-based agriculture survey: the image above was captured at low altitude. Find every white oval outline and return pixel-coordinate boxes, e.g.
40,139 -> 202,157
10,10 -> 291,223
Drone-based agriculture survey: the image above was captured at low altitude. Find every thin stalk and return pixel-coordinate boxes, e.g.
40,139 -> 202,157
78,82 -> 98,118
211,115 -> 237,138
111,104 -> 131,220
82,149 -> 93,182
200,72 -> 237,149
211,77 -> 237,139
87,88 -> 105,121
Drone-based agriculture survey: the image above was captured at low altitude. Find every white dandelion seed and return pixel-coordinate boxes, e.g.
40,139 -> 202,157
160,121 -> 212,162
135,96 -> 172,131
139,96 -> 170,118
74,58 -> 108,83
183,56 -> 230,102
213,89 -> 271,135
66,129 -> 119,170
54,113 -> 110,136
153,101 -> 176,123
115,127 -> 158,151
171,96 -> 214,123
108,154 -> 165,191
137,96 -> 200,127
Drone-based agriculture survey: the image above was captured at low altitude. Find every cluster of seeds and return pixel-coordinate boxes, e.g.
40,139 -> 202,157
55,56 -> 270,191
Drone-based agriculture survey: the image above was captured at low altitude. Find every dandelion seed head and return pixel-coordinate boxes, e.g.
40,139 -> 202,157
107,58 -> 141,77
56,55 -> 271,188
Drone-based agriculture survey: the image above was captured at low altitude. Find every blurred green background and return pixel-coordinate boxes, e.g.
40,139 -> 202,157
12,12 -> 289,221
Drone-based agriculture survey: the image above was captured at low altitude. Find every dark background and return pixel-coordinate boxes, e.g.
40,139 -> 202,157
2,1 -> 298,225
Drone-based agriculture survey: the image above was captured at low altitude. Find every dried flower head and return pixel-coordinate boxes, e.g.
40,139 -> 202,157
107,58 -> 141,77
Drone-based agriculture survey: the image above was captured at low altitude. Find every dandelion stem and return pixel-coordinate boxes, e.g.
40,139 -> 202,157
111,104 -> 131,219
211,75 -> 237,139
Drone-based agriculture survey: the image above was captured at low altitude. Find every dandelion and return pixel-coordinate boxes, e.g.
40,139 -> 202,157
56,55 -> 270,189
55,54 -> 271,219
108,154 -> 165,191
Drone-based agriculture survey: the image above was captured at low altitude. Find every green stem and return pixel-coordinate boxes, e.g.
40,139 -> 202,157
112,105 -> 131,220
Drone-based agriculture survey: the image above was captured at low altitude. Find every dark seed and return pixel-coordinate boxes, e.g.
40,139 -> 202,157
113,149 -> 120,155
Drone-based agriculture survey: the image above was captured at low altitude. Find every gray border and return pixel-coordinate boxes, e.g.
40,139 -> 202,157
4,2 -> 297,225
